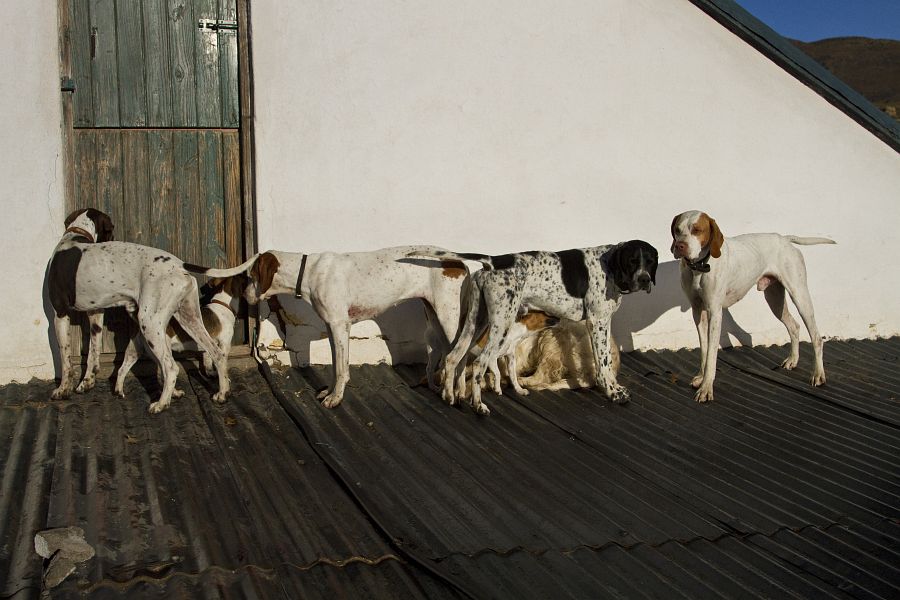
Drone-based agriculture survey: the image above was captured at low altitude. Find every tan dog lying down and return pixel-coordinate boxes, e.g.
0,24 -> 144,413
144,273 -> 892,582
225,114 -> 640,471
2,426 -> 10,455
514,319 -> 620,391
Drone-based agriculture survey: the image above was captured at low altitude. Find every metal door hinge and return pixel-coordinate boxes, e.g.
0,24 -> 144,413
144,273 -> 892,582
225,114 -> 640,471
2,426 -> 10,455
198,19 -> 237,32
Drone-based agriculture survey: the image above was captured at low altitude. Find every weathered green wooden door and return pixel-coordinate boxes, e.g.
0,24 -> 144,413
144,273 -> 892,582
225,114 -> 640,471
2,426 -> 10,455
60,0 -> 251,355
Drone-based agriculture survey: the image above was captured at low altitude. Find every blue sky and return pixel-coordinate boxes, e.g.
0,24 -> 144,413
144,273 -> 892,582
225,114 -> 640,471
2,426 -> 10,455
735,0 -> 900,41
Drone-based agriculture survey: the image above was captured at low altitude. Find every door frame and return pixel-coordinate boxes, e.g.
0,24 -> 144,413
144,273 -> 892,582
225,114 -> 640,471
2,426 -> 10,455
56,0 -> 259,355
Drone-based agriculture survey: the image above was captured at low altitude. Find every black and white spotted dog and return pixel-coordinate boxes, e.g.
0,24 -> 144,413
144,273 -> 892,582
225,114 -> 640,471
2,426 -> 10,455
411,241 -> 658,415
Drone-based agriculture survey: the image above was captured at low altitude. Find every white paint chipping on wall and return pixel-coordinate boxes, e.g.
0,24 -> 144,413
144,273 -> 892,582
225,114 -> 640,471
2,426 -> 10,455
0,1 -> 66,384
250,0 -> 900,364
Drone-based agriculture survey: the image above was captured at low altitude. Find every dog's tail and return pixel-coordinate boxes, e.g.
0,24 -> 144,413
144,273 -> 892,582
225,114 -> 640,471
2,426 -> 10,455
404,248 -> 494,269
785,236 -> 836,246
184,254 -> 260,277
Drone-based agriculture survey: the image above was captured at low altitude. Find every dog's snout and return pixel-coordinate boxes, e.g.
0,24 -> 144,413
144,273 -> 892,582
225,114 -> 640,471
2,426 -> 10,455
546,316 -> 560,327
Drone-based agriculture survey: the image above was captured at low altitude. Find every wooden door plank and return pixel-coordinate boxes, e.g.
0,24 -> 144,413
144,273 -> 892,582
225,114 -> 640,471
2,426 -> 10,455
122,131 -> 152,246
73,131 -> 98,214
199,130 -> 226,266
148,130 -> 178,255
70,130 -> 99,359
174,131 -> 201,264
168,0 -> 198,127
95,129 -> 126,354
142,0 -> 175,127
70,0 -> 94,127
115,0 -> 148,126
222,130 -> 245,344
95,129 -> 124,221
89,0 -> 120,126
222,131 -> 241,267
195,0 -> 222,127
219,0 -> 240,127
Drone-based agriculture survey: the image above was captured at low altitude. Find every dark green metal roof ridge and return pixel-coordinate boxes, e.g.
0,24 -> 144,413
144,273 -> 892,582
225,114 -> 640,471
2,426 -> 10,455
688,0 -> 900,153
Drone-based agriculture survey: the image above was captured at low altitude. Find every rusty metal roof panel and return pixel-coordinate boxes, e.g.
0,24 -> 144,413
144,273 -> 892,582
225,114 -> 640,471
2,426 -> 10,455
2,337 -> 900,598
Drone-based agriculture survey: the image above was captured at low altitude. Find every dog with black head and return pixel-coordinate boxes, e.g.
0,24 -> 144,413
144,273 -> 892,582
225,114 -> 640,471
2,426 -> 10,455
409,240 -> 658,415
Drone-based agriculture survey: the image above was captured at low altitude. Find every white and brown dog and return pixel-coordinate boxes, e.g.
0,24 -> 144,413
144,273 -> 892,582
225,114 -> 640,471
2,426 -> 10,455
515,320 -> 620,391
228,247 -> 473,409
467,311 -> 559,396
113,275 -> 245,398
48,208 -> 254,412
670,210 -> 835,402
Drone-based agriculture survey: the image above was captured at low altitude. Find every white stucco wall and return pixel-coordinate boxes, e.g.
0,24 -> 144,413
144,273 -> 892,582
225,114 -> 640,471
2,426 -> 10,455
0,1 -> 66,384
252,0 -> 899,364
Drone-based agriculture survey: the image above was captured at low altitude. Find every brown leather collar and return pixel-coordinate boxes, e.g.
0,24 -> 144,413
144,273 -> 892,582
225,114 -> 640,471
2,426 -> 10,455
65,226 -> 95,243
208,298 -> 236,316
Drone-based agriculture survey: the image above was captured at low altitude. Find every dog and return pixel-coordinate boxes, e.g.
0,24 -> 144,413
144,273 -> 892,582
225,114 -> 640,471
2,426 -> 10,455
464,311 -> 559,396
207,247 -> 473,409
411,241 -> 658,415
113,275 -> 245,397
670,210 -> 835,402
48,208 -> 254,413
515,320 -> 619,391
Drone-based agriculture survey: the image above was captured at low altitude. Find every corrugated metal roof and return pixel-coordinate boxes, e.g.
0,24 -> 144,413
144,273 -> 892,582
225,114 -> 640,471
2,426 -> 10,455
2,338 -> 899,598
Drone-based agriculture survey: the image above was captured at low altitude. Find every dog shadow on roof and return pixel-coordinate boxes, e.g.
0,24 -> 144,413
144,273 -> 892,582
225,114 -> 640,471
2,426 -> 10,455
611,260 -> 752,352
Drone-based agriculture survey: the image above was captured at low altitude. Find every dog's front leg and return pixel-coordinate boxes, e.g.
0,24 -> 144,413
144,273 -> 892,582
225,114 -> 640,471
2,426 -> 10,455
319,321 -> 352,408
51,314 -> 75,400
695,306 -> 722,402
588,319 -> 629,403
691,303 -> 708,388
76,310 -> 104,393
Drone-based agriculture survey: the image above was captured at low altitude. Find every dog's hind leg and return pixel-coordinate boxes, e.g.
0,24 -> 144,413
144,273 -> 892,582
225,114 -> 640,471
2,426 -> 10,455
441,282 -> 482,405
76,310 -> 104,393
172,282 -> 229,403
782,278 -> 826,387
51,314 -> 75,400
114,331 -> 140,398
763,281 -> 801,370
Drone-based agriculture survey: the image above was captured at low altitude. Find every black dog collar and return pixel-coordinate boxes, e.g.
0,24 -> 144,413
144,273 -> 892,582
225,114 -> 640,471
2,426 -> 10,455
294,254 -> 308,297
685,251 -> 711,273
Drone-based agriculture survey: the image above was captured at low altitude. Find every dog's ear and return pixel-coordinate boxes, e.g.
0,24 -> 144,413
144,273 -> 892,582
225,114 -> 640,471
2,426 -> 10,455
646,244 -> 659,284
95,211 -> 115,242
708,217 -> 724,258
251,252 -> 280,295
64,209 -> 87,228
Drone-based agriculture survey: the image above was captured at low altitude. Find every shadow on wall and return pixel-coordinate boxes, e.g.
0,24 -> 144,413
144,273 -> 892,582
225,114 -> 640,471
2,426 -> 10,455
261,296 -> 430,367
259,259 -> 757,366
612,259 -> 752,351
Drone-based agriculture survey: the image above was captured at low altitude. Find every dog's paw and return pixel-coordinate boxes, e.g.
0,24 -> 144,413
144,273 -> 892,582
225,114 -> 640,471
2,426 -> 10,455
172,388 -> 185,399
810,371 -> 826,387
515,388 -> 530,396
75,377 -> 95,394
781,356 -> 799,370
148,400 -> 169,414
690,374 -> 704,389
113,385 -> 125,398
320,392 -> 343,409
212,390 -> 228,403
442,389 -> 458,406
50,386 -> 72,401
694,386 -> 714,403
473,401 -> 491,417
608,385 -> 630,404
